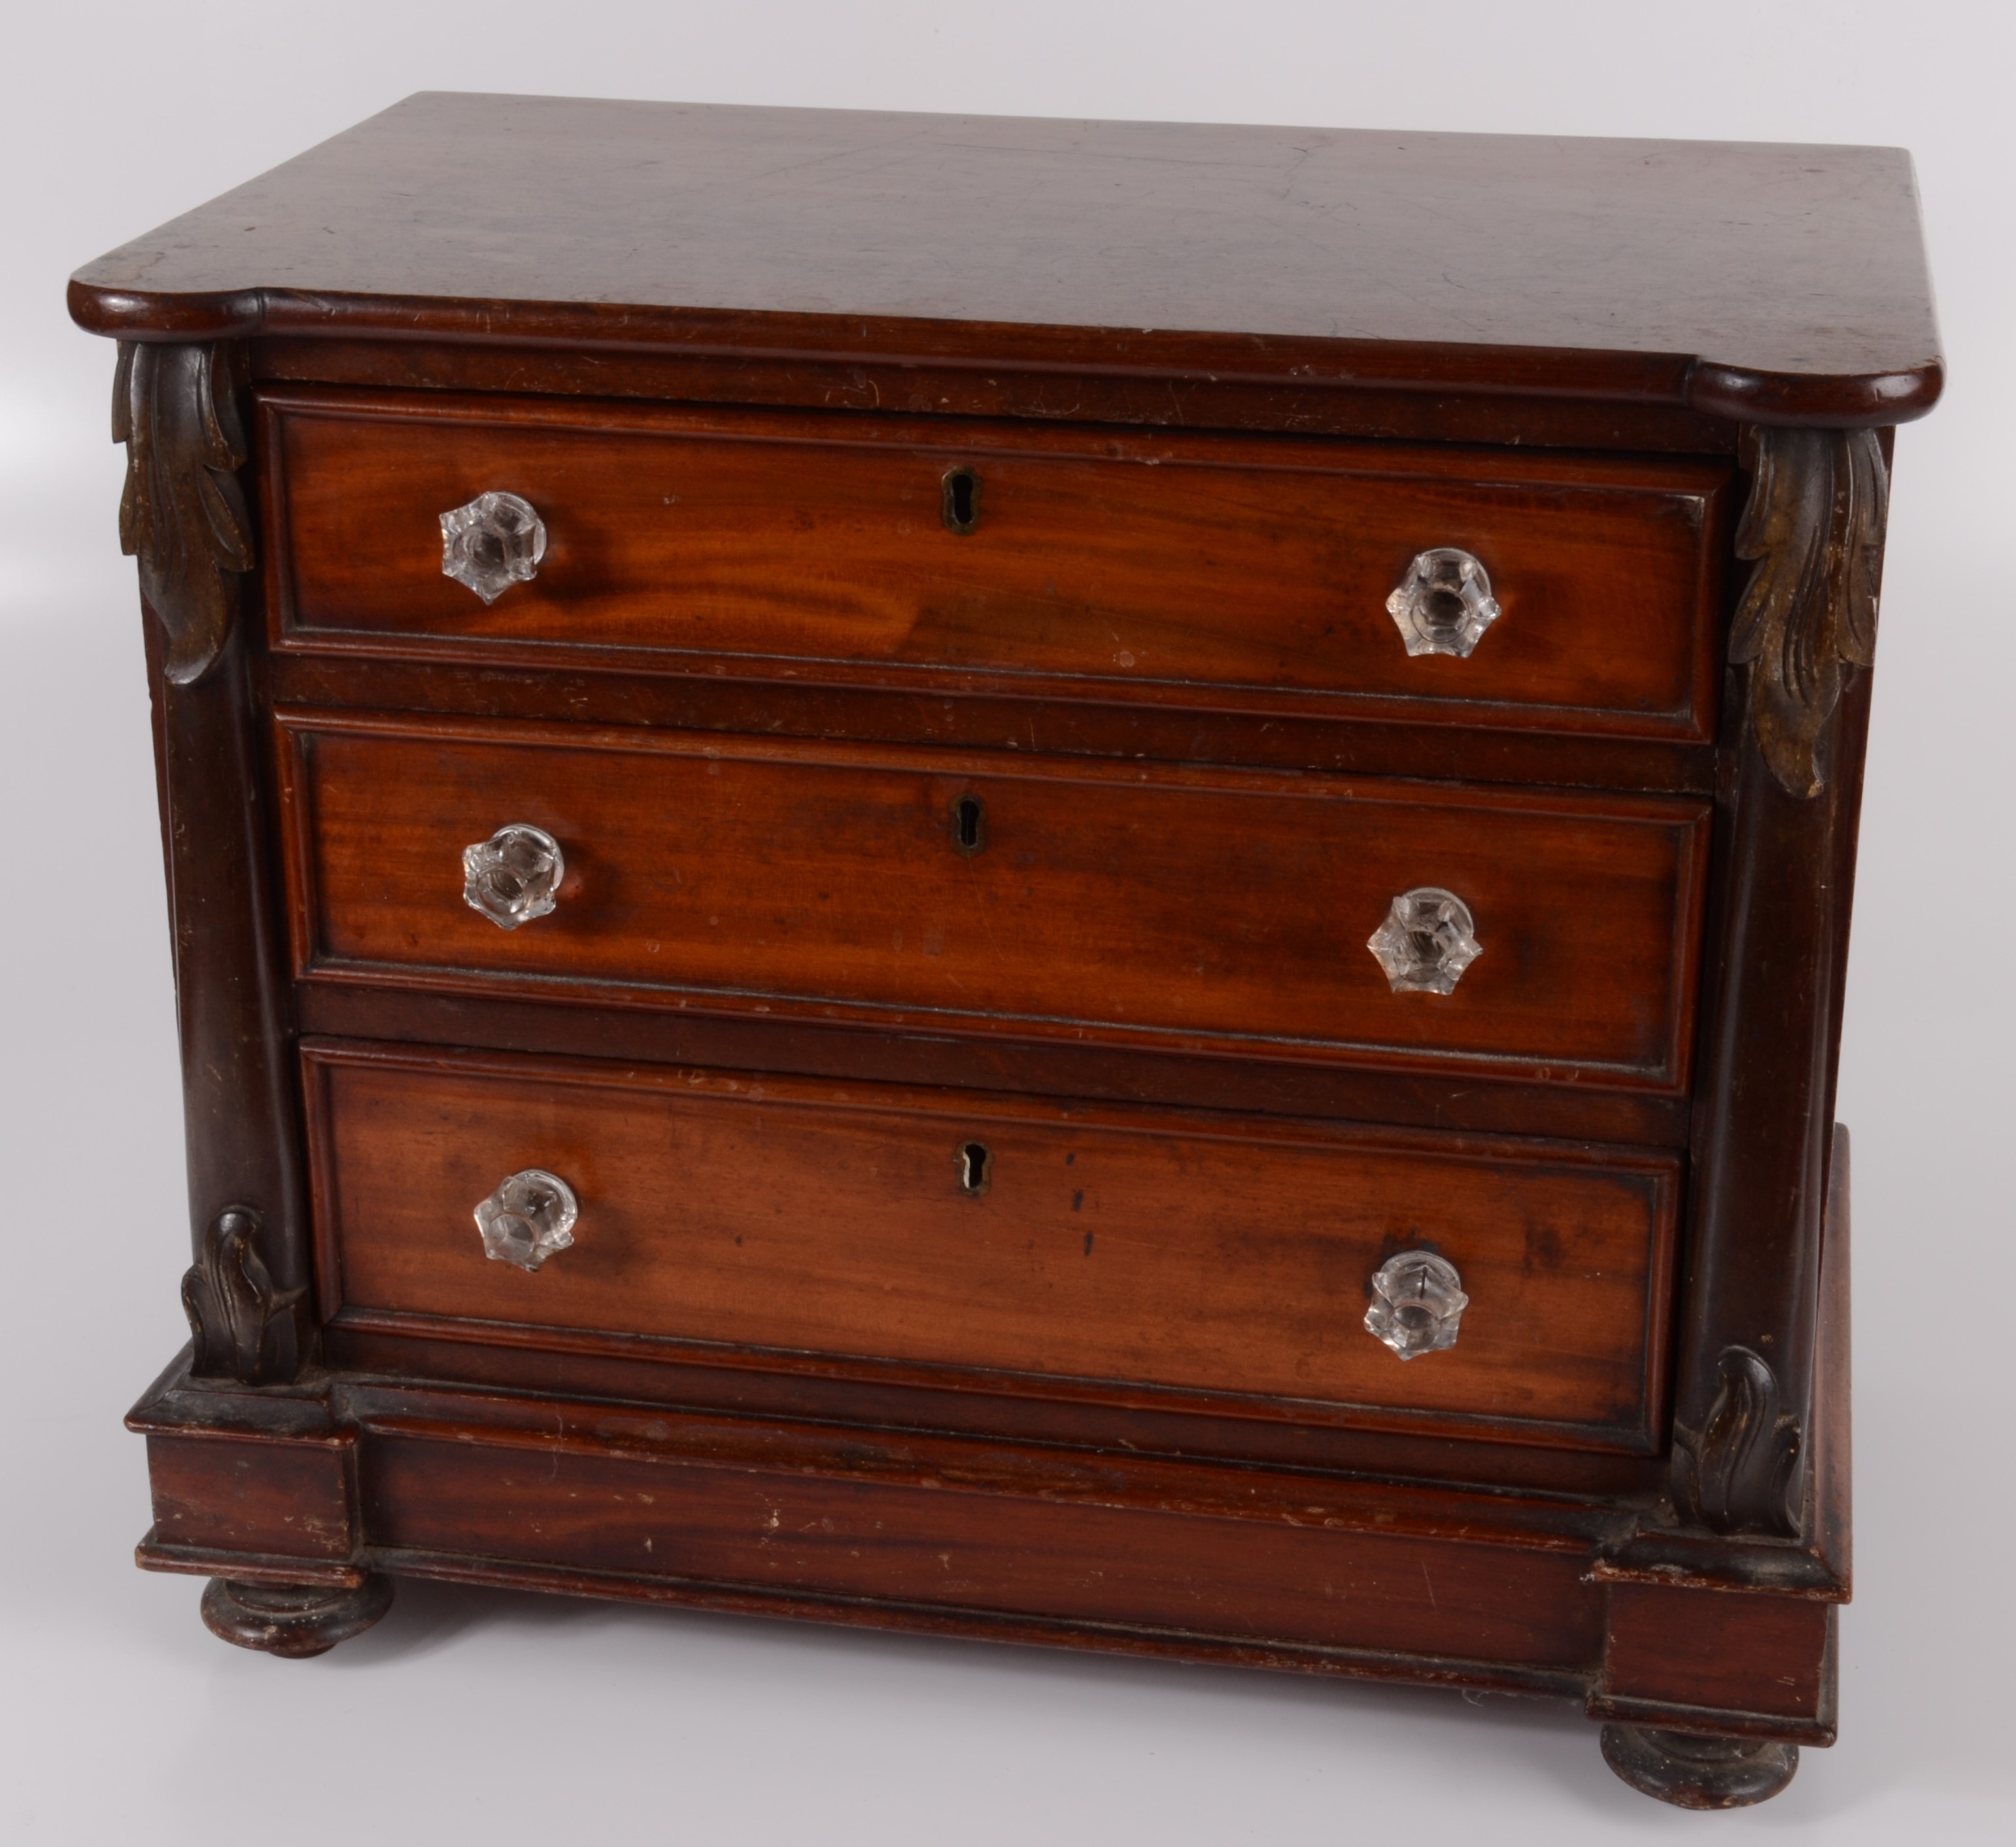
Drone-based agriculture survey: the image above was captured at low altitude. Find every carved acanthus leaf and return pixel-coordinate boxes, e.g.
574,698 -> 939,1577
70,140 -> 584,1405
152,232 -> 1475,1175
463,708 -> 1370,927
1671,1345 -> 1802,1537
112,341 -> 254,685
182,1208 -> 307,1385
1730,425 -> 1888,798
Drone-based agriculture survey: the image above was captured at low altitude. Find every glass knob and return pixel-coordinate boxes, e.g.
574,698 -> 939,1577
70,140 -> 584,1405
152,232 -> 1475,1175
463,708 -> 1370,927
1367,886 -> 1482,995
441,490 -> 547,603
1366,1251 -> 1469,1360
462,823 -> 564,931
1386,547 -> 1501,657
475,1169 -> 578,1271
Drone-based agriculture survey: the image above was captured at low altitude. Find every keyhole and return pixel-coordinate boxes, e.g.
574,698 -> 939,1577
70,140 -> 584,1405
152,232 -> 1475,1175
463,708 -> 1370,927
957,1141 -> 992,1194
951,794 -> 987,854
942,467 -> 981,534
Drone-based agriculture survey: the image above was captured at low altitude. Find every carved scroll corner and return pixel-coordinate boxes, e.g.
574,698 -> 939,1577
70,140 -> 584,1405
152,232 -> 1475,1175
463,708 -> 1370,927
1729,423 -> 1890,799
113,339 -> 255,687
1671,1345 -> 1803,1538
181,1207 -> 309,1386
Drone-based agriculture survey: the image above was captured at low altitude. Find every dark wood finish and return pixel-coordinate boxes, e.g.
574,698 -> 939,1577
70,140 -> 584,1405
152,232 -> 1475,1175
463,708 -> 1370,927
77,99 -> 1929,1802
1810,1128 -> 1854,1593
317,1319 -> 1669,1498
267,647 -> 1722,802
125,347 -> 313,1384
118,1134 -> 1854,1757
1731,427 -> 1887,797
304,1041 -> 1680,1453
250,334 -> 1743,457
294,981 -> 1696,1148
1597,1583 -> 1832,1727
276,710 -> 1711,1090
1673,437 -> 1880,1535
339,1380 -> 1647,1560
142,1431 -> 354,1561
181,1207 -> 306,1385
1599,1726 -> 1799,1810
115,341 -> 253,683
70,95 -> 1941,428
362,1428 -> 1601,1670
264,388 -> 1730,742
126,1349 -> 362,1570
200,1574 -> 394,1657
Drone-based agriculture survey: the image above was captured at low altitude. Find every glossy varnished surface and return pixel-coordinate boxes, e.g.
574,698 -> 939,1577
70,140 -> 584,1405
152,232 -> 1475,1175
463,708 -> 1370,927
306,1043 -> 1678,1450
131,1124 -> 1853,1717
275,711 -> 1711,1090
72,93 -> 1941,424
267,390 -> 1729,739
362,1429 -> 1605,1671
84,83 -> 1903,1769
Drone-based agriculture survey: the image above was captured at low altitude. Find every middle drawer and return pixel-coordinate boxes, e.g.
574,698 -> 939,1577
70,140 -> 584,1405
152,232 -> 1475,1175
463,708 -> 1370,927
277,711 -> 1710,1091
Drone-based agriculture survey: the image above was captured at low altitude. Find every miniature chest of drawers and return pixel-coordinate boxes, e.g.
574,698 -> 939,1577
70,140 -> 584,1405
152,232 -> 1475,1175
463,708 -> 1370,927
71,94 -> 1941,1808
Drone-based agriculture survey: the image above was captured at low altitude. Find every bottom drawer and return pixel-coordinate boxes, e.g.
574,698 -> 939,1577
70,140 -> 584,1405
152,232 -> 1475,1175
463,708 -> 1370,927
305,1041 -> 1678,1452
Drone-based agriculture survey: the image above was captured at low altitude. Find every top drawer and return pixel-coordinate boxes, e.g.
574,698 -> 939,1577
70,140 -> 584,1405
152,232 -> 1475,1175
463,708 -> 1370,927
264,390 -> 1730,742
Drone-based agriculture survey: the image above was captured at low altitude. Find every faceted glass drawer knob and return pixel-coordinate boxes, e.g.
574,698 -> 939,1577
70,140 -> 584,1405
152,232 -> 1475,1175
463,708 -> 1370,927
1366,1251 -> 1469,1360
475,1169 -> 579,1271
462,823 -> 564,930
441,490 -> 547,603
1386,547 -> 1501,657
1368,887 -> 1482,995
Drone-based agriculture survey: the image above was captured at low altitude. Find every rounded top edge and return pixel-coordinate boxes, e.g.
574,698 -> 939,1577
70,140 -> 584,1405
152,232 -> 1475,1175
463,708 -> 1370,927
68,277 -> 262,341
1685,357 -> 1943,428
69,278 -> 1943,430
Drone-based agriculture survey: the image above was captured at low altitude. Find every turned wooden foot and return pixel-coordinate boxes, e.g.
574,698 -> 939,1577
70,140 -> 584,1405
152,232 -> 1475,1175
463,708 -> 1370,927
1599,1723 -> 1798,1808
199,1575 -> 394,1657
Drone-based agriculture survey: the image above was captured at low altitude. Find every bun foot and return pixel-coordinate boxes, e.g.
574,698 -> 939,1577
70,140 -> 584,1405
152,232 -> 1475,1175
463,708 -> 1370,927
1599,1723 -> 1798,1808
200,1574 -> 394,1657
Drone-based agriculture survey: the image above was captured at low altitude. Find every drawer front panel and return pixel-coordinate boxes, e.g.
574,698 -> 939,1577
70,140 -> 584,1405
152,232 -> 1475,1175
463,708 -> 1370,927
279,713 -> 1710,1090
308,1044 -> 1679,1450
267,391 -> 1728,740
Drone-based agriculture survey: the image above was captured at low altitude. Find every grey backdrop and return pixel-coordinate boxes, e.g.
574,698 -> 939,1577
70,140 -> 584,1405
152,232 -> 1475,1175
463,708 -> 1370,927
3,3 -> 2010,1840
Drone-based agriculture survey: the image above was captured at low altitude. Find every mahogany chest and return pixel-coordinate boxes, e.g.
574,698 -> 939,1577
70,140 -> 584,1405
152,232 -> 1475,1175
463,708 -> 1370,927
70,94 -> 1941,1808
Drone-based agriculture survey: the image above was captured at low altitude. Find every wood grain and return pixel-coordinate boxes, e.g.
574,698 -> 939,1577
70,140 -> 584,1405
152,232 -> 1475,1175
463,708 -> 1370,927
69,94 -> 1942,426
1599,1583 -> 1832,1727
293,978 -> 1695,1148
134,447 -> 314,1383
264,646 -> 1722,804
249,333 -> 1743,458
143,1432 -> 354,1562
305,1043 -> 1679,1450
1674,481 -> 1876,1536
265,389 -> 1729,742
318,1317 -> 1669,1496
360,1430 -> 1605,1670
276,710 -> 1711,1090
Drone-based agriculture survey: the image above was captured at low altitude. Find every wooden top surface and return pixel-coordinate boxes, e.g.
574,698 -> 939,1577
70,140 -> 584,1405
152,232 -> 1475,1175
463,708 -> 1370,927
69,92 -> 1942,426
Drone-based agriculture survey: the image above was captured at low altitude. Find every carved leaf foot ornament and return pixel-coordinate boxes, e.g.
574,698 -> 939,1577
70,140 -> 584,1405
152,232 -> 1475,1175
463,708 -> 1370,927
1671,1345 -> 1803,1535
112,340 -> 254,685
182,1209 -> 308,1385
1732,425 -> 1888,798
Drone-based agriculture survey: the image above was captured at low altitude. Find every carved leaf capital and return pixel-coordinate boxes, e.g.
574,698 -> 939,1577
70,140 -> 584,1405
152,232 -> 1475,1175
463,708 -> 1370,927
1730,424 -> 1888,798
112,340 -> 254,685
